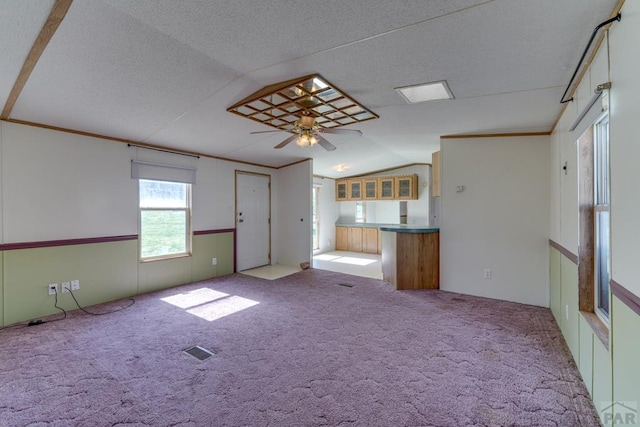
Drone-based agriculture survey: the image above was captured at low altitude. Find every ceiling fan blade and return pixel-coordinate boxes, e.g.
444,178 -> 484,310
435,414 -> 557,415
319,128 -> 362,136
250,129 -> 286,134
274,134 -> 299,149
316,135 -> 337,151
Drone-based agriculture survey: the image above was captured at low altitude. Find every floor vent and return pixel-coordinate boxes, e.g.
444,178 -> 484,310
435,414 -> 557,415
183,345 -> 215,361
338,283 -> 354,288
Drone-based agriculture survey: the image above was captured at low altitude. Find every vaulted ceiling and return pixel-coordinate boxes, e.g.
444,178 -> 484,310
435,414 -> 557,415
1,0 -> 618,177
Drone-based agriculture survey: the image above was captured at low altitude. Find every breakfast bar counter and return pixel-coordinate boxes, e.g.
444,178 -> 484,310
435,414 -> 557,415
380,226 -> 440,290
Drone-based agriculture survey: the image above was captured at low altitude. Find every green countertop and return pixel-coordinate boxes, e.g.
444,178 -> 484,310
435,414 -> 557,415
335,222 -> 399,228
379,225 -> 440,233
335,222 -> 439,233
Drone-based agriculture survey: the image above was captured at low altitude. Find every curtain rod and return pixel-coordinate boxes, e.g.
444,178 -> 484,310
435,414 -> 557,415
560,13 -> 621,104
127,143 -> 200,159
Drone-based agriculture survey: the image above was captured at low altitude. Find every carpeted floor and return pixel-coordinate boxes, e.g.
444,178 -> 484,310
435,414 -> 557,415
0,269 -> 600,426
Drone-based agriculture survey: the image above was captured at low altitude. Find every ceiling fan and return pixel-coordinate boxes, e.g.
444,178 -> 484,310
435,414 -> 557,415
250,115 -> 363,151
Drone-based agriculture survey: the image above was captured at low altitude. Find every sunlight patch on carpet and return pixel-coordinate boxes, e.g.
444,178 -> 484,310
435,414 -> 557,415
332,256 -> 377,266
187,295 -> 260,321
161,288 -> 229,309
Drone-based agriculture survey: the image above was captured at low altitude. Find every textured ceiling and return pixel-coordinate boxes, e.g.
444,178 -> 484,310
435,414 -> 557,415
2,0 -> 618,177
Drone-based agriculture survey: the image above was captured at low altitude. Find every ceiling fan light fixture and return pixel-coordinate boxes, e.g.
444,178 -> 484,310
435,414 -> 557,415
296,130 -> 318,147
395,80 -> 454,104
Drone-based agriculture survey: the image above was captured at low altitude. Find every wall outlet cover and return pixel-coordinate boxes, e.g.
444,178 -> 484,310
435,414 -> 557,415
48,284 -> 58,296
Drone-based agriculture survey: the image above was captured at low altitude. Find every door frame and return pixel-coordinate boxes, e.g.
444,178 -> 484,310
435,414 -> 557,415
235,170 -> 272,271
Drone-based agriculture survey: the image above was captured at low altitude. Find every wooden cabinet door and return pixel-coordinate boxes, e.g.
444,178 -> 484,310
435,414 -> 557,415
348,179 -> 362,200
363,227 -> 378,253
395,175 -> 418,199
348,227 -> 363,252
363,179 -> 377,200
432,151 -> 440,197
335,180 -> 348,201
378,178 -> 394,199
336,226 -> 349,250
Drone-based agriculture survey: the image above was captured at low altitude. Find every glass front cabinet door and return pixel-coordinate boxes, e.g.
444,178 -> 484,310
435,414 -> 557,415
348,179 -> 362,200
364,179 -> 378,200
395,175 -> 418,200
379,177 -> 394,200
336,180 -> 348,201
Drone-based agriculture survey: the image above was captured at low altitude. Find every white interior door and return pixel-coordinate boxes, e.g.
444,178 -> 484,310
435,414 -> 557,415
236,172 -> 270,271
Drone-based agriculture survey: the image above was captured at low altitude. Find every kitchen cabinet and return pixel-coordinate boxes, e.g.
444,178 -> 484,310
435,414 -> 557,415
336,181 -> 348,201
335,226 -> 382,254
378,177 -> 395,199
395,175 -> 418,200
334,174 -> 418,201
348,227 -> 363,252
432,151 -> 440,197
348,179 -> 362,200
363,179 -> 378,200
363,227 -> 379,254
336,226 -> 349,250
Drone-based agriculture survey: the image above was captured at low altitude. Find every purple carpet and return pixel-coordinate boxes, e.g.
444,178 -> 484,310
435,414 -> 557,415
0,269 -> 599,426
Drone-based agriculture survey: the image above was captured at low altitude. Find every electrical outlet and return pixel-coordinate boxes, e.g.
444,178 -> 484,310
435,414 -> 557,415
483,269 -> 492,279
61,282 -> 71,293
212,257 -> 218,266
71,280 -> 80,291
565,304 -> 569,320
48,284 -> 58,296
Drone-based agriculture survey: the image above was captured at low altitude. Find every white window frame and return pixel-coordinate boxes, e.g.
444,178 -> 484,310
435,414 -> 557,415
593,113 -> 610,323
139,179 -> 192,262
312,186 -> 320,251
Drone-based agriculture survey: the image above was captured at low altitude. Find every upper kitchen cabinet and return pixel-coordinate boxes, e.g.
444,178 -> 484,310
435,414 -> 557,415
334,174 -> 419,201
363,179 -> 378,200
348,179 -> 363,200
378,177 -> 395,200
336,180 -> 348,201
395,175 -> 418,200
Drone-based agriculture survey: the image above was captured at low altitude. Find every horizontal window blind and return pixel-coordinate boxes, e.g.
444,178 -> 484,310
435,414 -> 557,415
131,160 -> 196,184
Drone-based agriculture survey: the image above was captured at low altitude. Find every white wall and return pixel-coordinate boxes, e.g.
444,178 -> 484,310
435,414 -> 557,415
609,0 -> 640,296
314,176 -> 338,253
0,122 -> 303,271
1,122 -> 137,242
194,157 -> 273,231
273,160 -> 312,267
440,136 -> 550,307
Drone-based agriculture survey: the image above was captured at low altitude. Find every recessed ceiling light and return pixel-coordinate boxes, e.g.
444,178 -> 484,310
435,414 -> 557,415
395,80 -> 454,104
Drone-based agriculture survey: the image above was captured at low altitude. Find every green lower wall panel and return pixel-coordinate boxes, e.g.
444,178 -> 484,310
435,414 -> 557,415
2,233 -> 236,326
578,315 -> 594,396
612,295 -> 640,426
560,256 -> 580,362
549,248 -> 561,322
3,240 -> 138,325
138,256 -> 193,294
592,336 -> 613,426
191,232 -> 234,282
0,251 -> 4,327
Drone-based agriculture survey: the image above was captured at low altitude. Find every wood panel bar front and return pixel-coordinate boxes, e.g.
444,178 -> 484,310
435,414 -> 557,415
381,227 -> 439,290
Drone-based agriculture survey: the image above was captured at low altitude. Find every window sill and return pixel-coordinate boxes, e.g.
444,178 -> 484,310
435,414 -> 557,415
140,253 -> 192,263
580,310 -> 609,349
